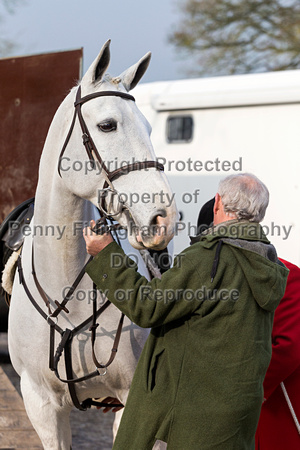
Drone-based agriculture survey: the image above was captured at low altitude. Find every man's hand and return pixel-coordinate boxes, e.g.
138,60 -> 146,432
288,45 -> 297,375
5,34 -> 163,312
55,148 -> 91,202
83,220 -> 114,256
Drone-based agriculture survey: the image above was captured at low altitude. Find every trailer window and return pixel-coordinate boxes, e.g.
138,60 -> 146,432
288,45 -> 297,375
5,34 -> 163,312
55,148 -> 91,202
167,116 -> 193,143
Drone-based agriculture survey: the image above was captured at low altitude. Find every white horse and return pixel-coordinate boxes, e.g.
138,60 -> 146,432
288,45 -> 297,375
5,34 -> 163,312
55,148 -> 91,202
7,40 -> 177,449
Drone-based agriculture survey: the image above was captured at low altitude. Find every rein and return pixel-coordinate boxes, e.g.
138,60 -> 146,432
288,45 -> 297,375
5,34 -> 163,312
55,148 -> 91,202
17,248 -> 124,411
17,84 -> 164,411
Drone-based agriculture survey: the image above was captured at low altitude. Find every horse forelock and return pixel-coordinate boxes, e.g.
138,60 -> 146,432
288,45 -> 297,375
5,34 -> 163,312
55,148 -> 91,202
103,73 -> 121,85
91,74 -> 122,91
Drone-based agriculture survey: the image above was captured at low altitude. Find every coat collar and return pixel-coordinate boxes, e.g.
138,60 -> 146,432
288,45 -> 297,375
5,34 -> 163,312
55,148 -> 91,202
190,220 -> 270,248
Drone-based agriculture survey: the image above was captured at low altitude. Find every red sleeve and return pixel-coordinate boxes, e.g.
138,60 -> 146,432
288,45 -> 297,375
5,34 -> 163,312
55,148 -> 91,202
263,259 -> 300,399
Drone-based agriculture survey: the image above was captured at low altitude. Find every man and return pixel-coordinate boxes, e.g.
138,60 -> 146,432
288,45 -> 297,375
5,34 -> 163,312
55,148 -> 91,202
197,197 -> 300,449
84,173 -> 288,450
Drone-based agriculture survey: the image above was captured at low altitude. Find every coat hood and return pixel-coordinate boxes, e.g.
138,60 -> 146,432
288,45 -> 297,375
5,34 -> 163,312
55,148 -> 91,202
191,220 -> 289,312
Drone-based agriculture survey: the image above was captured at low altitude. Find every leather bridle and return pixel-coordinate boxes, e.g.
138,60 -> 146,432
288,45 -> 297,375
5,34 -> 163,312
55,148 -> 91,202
18,84 -> 164,411
58,85 -> 164,217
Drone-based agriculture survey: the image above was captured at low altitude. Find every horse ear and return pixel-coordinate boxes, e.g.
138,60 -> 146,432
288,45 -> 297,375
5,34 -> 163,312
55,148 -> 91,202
120,52 -> 151,92
82,40 -> 111,84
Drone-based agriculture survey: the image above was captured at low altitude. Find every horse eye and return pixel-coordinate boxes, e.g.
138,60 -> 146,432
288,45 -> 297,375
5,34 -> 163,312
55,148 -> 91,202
97,119 -> 117,133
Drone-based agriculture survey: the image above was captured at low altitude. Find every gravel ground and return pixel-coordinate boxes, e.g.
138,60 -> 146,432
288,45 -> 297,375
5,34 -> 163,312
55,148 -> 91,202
0,333 -> 115,450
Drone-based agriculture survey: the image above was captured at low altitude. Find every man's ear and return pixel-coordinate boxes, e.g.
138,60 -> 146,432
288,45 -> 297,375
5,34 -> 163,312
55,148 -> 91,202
214,193 -> 221,214
213,193 -> 222,224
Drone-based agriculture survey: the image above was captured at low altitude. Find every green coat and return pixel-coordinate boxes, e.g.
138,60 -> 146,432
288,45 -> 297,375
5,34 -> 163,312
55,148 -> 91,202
86,221 -> 289,450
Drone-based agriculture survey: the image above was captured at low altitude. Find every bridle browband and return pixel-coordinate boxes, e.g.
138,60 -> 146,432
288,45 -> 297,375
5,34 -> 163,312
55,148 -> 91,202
58,85 -> 164,207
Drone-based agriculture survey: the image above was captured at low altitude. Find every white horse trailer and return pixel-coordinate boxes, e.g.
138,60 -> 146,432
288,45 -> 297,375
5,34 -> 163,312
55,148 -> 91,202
133,70 -> 300,266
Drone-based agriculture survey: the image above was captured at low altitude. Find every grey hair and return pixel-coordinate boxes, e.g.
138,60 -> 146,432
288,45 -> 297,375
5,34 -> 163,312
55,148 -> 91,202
218,173 -> 269,223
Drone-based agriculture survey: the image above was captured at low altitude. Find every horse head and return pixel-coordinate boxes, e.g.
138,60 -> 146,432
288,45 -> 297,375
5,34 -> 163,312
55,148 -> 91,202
58,40 -> 178,250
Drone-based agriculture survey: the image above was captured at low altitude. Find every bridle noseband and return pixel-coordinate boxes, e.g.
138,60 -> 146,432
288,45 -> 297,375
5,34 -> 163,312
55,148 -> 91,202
58,85 -> 164,217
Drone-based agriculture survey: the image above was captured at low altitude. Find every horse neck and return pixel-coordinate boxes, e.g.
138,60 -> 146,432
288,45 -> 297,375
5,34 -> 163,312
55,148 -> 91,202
33,186 -> 95,291
32,89 -> 96,292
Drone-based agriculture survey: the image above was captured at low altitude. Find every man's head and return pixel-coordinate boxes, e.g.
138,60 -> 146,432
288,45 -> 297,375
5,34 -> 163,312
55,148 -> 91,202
213,173 -> 269,226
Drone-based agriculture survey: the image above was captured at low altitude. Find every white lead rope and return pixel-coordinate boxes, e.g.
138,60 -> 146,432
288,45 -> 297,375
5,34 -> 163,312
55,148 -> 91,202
280,382 -> 300,434
139,249 -> 162,280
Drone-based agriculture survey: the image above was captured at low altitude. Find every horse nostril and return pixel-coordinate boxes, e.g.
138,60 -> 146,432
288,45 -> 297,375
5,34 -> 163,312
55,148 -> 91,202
147,212 -> 168,238
150,210 -> 167,226
136,211 -> 169,247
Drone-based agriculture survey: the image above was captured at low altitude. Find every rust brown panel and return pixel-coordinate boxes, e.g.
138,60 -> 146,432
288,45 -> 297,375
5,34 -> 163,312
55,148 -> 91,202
0,49 -> 83,221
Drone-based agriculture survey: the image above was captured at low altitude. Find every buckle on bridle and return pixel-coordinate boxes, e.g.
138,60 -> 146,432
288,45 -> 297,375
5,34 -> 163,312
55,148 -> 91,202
82,133 -> 89,144
98,188 -> 124,219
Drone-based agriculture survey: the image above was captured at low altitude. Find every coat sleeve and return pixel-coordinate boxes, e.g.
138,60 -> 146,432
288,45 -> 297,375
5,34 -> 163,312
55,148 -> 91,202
85,241 -> 204,328
263,259 -> 300,399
